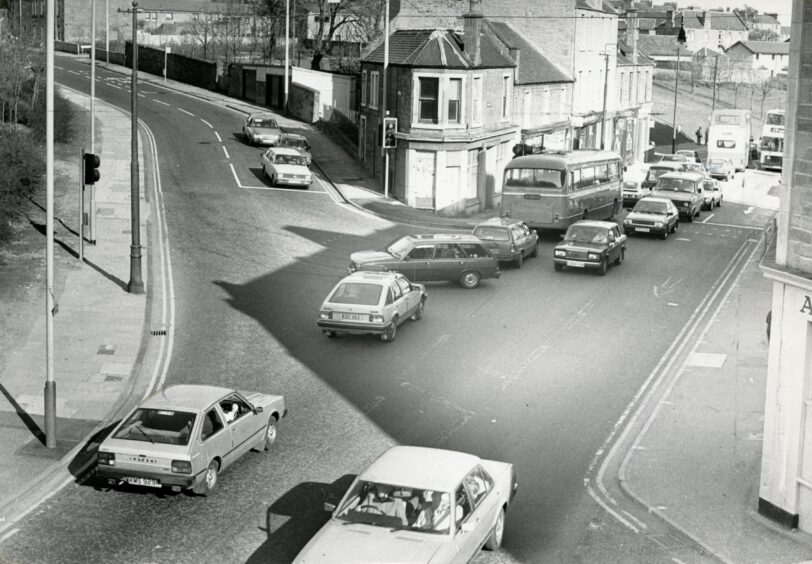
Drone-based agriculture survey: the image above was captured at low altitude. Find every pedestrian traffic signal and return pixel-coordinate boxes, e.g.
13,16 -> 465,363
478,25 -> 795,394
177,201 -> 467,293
382,117 -> 397,149
84,152 -> 101,185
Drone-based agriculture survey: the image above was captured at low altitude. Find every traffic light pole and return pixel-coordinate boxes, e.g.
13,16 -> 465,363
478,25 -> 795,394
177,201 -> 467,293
79,149 -> 85,262
89,0 -> 97,244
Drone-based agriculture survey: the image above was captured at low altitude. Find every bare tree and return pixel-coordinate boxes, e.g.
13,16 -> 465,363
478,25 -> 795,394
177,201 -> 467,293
301,0 -> 384,70
187,13 -> 220,60
749,29 -> 780,41
0,36 -> 31,124
756,77 -> 777,118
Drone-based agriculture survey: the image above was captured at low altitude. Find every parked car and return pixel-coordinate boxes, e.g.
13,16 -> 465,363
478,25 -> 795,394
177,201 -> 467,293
95,385 -> 286,495
242,113 -> 282,146
276,133 -> 312,166
650,171 -> 706,221
261,147 -> 313,188
641,161 -> 686,191
706,157 -> 735,181
349,234 -> 501,289
621,163 -> 651,208
658,153 -> 688,163
553,220 -> 627,275
317,270 -> 426,342
700,177 -> 723,209
471,218 -> 538,268
623,197 -> 679,239
293,445 -> 518,564
683,162 -> 707,176
676,149 -> 702,164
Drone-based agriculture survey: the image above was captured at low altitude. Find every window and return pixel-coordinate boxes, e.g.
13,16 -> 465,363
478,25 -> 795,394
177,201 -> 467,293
595,163 -> 610,183
459,243 -> 488,257
390,281 -> 403,300
717,140 -> 736,148
220,396 -> 249,423
454,484 -> 473,527
407,244 -> 435,260
201,409 -> 224,441
369,71 -> 380,109
501,76 -> 509,119
467,149 -> 479,199
435,243 -> 463,259
542,88 -> 550,117
463,467 -> 493,508
418,77 -> 439,123
165,12 -> 173,20
361,71 -> 368,106
395,276 -> 412,295
608,161 -> 620,181
472,76 -> 482,123
448,78 -> 462,123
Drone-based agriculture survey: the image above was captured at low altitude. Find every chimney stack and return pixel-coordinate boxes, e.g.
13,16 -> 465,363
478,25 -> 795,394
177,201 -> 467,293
703,11 -> 712,30
463,0 -> 483,67
627,9 -> 639,64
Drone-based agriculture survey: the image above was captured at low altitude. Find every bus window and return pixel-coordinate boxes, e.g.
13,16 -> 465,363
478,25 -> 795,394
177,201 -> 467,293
579,166 -> 596,189
608,162 -> 620,181
766,113 -> 784,126
595,164 -> 610,184
714,115 -> 741,125
716,140 -> 736,149
569,169 -> 581,192
504,168 -> 563,190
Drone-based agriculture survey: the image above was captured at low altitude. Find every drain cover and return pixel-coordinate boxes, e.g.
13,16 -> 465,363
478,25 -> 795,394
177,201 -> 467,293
651,534 -> 683,550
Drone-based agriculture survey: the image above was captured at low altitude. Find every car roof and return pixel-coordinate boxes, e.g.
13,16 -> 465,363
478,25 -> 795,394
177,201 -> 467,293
409,233 -> 484,243
280,133 -> 307,141
569,220 -> 617,229
649,162 -> 683,170
140,385 -> 233,412
266,147 -> 302,156
248,113 -> 277,121
343,270 -> 401,283
474,217 -> 525,228
637,197 -> 673,205
658,171 -> 705,180
359,446 -> 482,491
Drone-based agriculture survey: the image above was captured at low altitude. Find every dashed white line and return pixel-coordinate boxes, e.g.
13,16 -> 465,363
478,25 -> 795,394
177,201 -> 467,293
214,132 -> 222,142
200,119 -> 213,129
702,213 -> 714,223
222,146 -> 230,159
153,99 -> 170,106
137,93 -> 146,98
108,85 -> 121,90
229,163 -> 243,188
178,108 -> 195,117
68,70 -> 80,75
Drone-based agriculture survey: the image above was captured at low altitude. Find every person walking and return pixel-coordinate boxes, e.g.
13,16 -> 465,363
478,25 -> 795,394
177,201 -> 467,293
695,127 -> 702,145
704,126 -> 709,145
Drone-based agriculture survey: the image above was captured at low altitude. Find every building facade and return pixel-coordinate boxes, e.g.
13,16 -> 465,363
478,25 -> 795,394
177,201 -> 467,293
725,40 -> 790,81
680,9 -> 748,52
758,0 -> 812,534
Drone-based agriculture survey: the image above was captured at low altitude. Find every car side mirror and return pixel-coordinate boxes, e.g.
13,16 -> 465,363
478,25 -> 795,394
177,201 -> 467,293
253,405 -> 263,414
323,502 -> 336,513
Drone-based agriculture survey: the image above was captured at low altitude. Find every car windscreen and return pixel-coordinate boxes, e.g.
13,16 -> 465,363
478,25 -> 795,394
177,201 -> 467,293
335,480 -> 451,534
716,140 -> 736,149
274,154 -> 307,166
113,408 -> 196,445
563,225 -> 608,244
252,118 -> 278,128
647,167 -> 674,181
281,138 -> 308,149
656,178 -> 696,193
504,167 -> 564,190
633,201 -> 668,214
328,282 -> 382,306
472,226 -> 510,241
386,237 -> 413,258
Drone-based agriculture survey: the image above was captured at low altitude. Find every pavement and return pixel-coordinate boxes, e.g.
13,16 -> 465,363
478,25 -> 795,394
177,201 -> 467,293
0,54 -> 809,563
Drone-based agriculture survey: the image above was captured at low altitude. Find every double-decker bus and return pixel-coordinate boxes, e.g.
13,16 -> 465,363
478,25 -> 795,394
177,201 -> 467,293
759,109 -> 785,171
500,150 -> 623,232
707,109 -> 751,171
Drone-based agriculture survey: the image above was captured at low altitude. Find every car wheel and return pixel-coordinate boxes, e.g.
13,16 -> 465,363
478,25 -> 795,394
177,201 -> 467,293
598,257 -> 608,276
381,316 -> 398,342
515,252 -> 523,268
661,226 -> 668,240
484,509 -> 505,550
615,248 -> 624,265
196,460 -> 220,496
686,211 -> 694,222
270,174 -> 277,186
411,299 -> 425,321
459,271 -> 481,289
674,220 -> 679,232
530,243 -> 538,258
717,196 -> 722,207
263,417 -> 278,450
322,329 -> 337,338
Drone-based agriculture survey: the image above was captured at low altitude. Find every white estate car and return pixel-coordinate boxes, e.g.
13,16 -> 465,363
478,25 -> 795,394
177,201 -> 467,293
261,147 -> 313,188
317,270 -> 427,342
95,385 -> 286,495
293,446 -> 518,564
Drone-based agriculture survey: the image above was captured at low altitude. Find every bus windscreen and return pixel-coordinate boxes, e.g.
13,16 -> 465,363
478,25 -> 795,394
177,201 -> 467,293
766,113 -> 784,126
714,115 -> 742,126
504,168 -> 565,190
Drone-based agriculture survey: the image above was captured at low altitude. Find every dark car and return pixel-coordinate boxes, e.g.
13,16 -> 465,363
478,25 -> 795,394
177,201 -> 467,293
471,218 -> 538,268
650,171 -> 706,221
622,197 -> 679,239
276,133 -> 312,166
349,234 -> 501,289
641,162 -> 686,191
553,220 -> 627,275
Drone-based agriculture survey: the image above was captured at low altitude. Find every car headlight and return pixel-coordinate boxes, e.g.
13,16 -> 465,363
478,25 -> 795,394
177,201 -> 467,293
319,311 -> 331,320
623,218 -> 631,224
554,250 -> 566,257
683,201 -> 691,207
370,314 -> 385,323
588,253 -> 599,260
654,221 -> 663,227
171,460 -> 192,474
98,451 -> 115,466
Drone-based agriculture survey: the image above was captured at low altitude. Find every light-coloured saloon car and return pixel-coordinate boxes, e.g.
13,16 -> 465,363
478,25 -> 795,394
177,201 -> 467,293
293,446 -> 518,564
242,113 -> 282,146
96,385 -> 286,495
261,147 -> 313,188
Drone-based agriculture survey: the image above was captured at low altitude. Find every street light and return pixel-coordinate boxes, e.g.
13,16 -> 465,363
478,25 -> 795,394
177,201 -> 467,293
671,15 -> 687,153
128,1 -> 144,294
600,43 -> 616,151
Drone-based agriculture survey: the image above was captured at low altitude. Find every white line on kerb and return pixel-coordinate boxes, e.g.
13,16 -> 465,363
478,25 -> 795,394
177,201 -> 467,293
178,108 -> 195,117
153,99 -> 170,106
222,146 -> 230,159
229,163 -> 243,188
214,131 -> 222,143
200,119 -> 213,129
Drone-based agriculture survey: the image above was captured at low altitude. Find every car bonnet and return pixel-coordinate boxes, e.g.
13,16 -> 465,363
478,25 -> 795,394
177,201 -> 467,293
350,250 -> 396,264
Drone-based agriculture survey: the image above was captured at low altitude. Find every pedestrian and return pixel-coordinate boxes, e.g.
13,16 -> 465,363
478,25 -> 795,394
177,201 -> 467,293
704,126 -> 709,145
696,127 -> 702,145
766,310 -> 772,341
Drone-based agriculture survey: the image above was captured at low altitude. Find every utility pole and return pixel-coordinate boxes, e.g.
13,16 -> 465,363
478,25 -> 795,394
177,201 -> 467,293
711,53 -> 718,114
128,1 -> 144,294
284,0 -> 289,111
89,0 -> 97,244
45,0 -> 56,449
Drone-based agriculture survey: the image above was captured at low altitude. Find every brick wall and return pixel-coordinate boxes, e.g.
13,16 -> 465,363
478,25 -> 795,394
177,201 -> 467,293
126,42 -> 217,91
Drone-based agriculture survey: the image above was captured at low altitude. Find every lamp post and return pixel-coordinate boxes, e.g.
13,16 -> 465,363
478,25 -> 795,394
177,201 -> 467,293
89,0 -> 97,244
44,0 -> 57,449
600,43 -> 616,151
128,1 -> 144,294
382,0 -> 389,198
671,17 -> 687,154
284,0 -> 289,111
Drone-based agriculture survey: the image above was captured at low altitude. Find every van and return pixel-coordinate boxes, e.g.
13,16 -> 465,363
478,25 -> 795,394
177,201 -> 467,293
641,162 -> 686,191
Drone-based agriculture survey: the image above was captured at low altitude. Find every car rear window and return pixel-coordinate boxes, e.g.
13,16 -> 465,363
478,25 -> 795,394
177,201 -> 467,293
657,178 -> 697,193
647,167 -> 674,181
113,408 -> 196,445
458,243 -> 490,258
329,282 -> 383,306
473,226 -> 510,241
252,118 -> 278,128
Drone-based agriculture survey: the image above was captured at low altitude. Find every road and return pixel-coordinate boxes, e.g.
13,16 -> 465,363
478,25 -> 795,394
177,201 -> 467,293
0,56 -> 780,564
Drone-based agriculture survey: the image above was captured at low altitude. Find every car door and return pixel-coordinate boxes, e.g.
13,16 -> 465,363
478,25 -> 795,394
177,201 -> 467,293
667,201 -> 678,228
196,408 -> 231,475
450,483 -> 480,564
395,275 -> 419,317
462,466 -> 500,553
389,280 -> 408,323
218,394 -> 262,464
605,228 -> 619,262
403,244 -> 435,281
432,243 -> 466,281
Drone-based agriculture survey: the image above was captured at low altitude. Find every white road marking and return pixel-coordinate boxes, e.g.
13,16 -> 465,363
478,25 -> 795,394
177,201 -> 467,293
229,163 -> 243,187
702,213 -> 714,223
200,119 -> 213,129
214,131 -> 222,143
240,184 -> 329,194
222,146 -> 230,159
108,85 -> 121,90
178,108 -> 195,117
153,99 -> 170,106
137,93 -> 146,98
68,70 -> 80,75
0,528 -> 19,543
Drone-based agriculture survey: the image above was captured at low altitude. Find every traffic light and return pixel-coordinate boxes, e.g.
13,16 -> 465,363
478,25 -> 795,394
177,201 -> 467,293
83,152 -> 101,185
382,117 -> 397,149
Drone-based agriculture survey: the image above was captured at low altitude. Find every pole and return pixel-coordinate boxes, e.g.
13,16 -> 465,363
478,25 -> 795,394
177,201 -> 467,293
601,52 -> 609,150
672,47 -> 680,154
105,0 -> 109,64
284,0 -> 289,111
382,0 -> 389,198
89,0 -> 97,244
128,1 -> 144,294
711,54 -> 718,114
45,0 -> 56,449
79,150 -> 84,262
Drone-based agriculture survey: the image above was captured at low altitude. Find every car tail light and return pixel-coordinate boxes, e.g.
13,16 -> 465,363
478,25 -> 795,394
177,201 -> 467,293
370,314 -> 384,323
319,311 -> 331,320
171,460 -> 192,474
98,451 -> 115,466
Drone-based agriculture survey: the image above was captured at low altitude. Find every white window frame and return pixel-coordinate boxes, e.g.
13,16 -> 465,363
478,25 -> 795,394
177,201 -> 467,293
471,74 -> 483,126
412,72 -> 467,130
501,74 -> 511,121
166,12 -> 173,20
361,70 -> 368,107
369,71 -> 380,109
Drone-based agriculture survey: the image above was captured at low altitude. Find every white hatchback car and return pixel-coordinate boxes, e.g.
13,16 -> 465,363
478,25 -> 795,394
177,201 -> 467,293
261,147 -> 313,188
293,446 -> 518,564
317,270 -> 426,342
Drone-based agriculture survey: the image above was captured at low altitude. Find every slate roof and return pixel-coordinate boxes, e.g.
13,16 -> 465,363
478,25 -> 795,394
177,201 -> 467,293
364,29 -> 515,69
618,11 -> 669,32
576,0 -> 618,14
731,40 -> 789,55
488,22 -> 572,84
637,34 -> 693,57
754,14 -> 780,25
616,41 -> 656,66
679,10 -> 747,31
137,0 -> 253,15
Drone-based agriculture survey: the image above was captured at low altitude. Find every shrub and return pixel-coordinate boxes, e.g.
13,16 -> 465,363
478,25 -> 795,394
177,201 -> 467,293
0,128 -> 45,241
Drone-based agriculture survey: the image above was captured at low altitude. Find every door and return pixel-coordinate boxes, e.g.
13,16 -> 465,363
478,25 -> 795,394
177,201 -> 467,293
219,395 -> 260,463
450,484 -> 481,563
396,276 -> 420,316
243,69 -> 257,101
197,408 -> 231,475
389,281 -> 408,323
359,116 -> 367,164
606,228 -> 620,263
404,244 -> 435,281
432,243 -> 466,281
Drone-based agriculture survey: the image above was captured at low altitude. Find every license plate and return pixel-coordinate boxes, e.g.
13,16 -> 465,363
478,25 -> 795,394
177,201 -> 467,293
636,227 -> 650,233
126,477 -> 161,488
338,313 -> 365,321
566,260 -> 585,268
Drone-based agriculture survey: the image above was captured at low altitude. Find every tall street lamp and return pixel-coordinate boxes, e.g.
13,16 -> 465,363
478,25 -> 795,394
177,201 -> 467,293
600,43 -> 616,151
128,1 -> 144,294
671,16 -> 687,154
